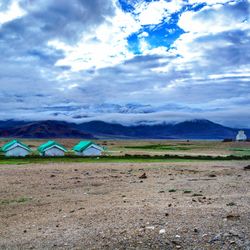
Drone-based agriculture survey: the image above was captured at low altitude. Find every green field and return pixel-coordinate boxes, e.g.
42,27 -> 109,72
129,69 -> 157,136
0,153 -> 250,165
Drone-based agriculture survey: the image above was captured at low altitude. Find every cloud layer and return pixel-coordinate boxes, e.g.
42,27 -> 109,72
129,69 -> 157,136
0,0 -> 249,127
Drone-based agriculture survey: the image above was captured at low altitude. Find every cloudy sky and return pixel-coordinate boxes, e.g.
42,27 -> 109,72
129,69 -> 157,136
0,0 -> 249,127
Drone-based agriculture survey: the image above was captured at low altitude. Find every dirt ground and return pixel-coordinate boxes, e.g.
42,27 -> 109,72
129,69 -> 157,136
0,160 -> 250,249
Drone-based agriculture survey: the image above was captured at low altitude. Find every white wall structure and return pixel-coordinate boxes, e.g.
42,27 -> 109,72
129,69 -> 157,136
5,145 -> 30,157
236,130 -> 247,141
77,145 -> 103,156
41,146 -> 66,156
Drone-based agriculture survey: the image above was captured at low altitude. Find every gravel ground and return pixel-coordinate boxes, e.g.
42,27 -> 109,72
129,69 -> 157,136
0,161 -> 250,249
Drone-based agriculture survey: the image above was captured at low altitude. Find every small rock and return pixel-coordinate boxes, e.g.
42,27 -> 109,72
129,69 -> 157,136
50,174 -> 56,178
69,210 -> 75,213
171,240 -> 180,245
165,213 -> 169,217
168,204 -> 172,207
208,174 -> 217,177
226,202 -> 236,206
176,246 -> 181,249
243,165 -> 250,170
139,173 -> 147,179
210,233 -> 222,243
226,214 -> 240,220
158,190 -> 165,193
159,229 -> 166,234
146,226 -> 155,230
23,230 -> 27,233
175,235 -> 181,238
194,228 -> 198,233
229,230 -> 241,237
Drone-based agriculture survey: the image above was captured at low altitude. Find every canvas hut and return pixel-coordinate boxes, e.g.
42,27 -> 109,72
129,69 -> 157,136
1,140 -> 31,157
38,141 -> 67,156
236,130 -> 247,141
72,141 -> 104,156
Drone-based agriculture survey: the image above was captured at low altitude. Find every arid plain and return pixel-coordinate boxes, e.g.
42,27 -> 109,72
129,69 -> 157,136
0,140 -> 250,249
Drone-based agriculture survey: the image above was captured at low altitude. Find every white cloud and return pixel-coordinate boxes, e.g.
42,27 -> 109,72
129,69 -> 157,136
134,0 -> 185,25
0,0 -> 26,25
178,1 -> 249,34
48,7 -> 140,72
188,0 -> 236,5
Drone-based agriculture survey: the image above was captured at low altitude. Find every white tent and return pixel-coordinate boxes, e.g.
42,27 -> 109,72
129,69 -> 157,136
1,140 -> 31,157
236,130 -> 247,141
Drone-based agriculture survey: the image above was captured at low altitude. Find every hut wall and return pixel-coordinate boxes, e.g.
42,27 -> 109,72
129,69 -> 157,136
5,146 -> 29,157
43,147 -> 65,156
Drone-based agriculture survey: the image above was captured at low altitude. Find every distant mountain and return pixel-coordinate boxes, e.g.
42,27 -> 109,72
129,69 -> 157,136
76,119 -> 248,139
0,119 -> 249,139
0,120 -> 94,139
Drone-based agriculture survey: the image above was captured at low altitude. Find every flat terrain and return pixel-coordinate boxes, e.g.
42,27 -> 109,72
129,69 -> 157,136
0,160 -> 250,249
1,139 -> 250,157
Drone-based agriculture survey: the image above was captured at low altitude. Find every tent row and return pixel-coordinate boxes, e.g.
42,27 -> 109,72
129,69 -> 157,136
0,140 -> 104,157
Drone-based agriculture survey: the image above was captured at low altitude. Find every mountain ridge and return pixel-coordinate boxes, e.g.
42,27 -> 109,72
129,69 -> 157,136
0,119 -> 249,139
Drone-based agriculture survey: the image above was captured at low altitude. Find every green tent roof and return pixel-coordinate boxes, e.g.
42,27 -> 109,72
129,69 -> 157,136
72,141 -> 95,152
1,140 -> 31,153
38,141 -> 67,153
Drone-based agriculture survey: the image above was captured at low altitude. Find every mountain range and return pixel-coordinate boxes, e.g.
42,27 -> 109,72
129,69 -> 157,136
0,119 -> 249,139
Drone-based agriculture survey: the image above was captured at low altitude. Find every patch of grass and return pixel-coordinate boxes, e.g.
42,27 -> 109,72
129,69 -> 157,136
0,153 -> 249,165
124,144 -> 193,151
229,148 -> 250,156
0,197 -> 32,205
192,193 -> 203,197
169,189 -> 177,193
229,147 -> 250,152
183,190 -> 192,194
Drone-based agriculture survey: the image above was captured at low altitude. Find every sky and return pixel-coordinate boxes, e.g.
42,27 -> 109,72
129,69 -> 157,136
0,0 -> 249,127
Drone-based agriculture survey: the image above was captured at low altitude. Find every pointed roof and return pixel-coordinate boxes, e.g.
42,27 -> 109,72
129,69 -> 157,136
72,141 -> 103,152
72,141 -> 93,152
38,140 -> 67,153
1,140 -> 31,153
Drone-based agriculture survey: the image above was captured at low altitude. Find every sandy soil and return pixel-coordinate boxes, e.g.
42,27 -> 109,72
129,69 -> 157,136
0,161 -> 250,249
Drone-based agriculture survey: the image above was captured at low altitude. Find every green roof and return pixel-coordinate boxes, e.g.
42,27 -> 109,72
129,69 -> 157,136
72,141 -> 95,152
38,141 -> 67,153
1,140 -> 31,153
